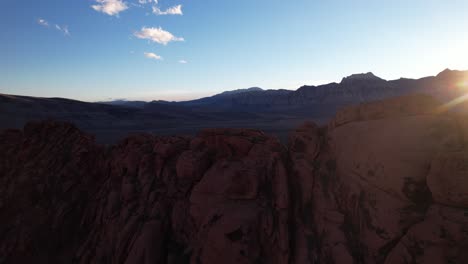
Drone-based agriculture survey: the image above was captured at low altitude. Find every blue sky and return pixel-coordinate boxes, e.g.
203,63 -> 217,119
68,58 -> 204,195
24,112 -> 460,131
2,0 -> 468,101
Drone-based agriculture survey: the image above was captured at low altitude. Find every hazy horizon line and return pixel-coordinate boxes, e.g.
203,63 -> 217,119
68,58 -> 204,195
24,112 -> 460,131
2,67 -> 466,103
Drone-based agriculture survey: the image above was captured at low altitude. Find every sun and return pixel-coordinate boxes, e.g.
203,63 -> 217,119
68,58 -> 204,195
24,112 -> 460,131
436,76 -> 468,113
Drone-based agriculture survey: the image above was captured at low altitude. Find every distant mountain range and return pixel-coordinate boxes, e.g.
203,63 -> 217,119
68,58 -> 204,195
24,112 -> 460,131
99,99 -> 148,108
102,68 -> 468,111
1,69 -> 467,143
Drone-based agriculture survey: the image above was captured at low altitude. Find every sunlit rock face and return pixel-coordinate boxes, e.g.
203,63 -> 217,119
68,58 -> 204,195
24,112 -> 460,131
1,94 -> 468,264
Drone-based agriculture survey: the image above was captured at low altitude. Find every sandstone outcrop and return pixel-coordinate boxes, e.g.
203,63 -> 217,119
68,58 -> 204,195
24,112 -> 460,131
0,124 -> 290,264
1,95 -> 467,263
288,95 -> 468,263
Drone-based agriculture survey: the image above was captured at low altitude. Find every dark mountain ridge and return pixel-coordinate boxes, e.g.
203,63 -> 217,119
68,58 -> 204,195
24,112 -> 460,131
173,69 -> 467,111
100,69 -> 467,110
1,69 -> 467,143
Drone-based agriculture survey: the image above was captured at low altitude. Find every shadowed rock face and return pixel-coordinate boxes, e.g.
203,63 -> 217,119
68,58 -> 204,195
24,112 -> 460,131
288,95 -> 468,264
0,123 -> 291,264
1,94 -> 468,264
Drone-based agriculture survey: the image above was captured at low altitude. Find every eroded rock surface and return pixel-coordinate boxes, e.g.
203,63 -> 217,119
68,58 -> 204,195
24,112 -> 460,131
288,95 -> 468,263
0,124 -> 291,264
1,95 -> 468,264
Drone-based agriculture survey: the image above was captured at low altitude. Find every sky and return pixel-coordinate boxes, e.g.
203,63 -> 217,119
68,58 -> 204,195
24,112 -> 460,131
2,0 -> 468,102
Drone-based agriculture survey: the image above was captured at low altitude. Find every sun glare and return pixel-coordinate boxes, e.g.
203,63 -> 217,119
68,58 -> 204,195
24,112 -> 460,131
436,94 -> 468,113
456,80 -> 468,89
436,78 -> 468,113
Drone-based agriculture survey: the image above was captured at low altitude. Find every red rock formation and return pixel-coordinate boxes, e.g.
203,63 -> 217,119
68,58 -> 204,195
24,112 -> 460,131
288,95 -> 468,263
0,123 -> 291,264
1,94 -> 467,264
0,121 -> 105,263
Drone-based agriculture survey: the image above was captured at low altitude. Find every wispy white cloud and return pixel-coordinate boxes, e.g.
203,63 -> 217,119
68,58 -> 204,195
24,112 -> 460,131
144,52 -> 163,60
91,0 -> 129,16
131,0 -> 154,8
37,18 -> 70,36
134,27 -> 184,45
152,4 -> 182,15
55,24 -> 70,36
179,60 -> 188,64
37,18 -> 49,27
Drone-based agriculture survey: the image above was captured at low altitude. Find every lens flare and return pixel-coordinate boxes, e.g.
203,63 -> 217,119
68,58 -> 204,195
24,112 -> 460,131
436,76 -> 468,113
436,93 -> 468,113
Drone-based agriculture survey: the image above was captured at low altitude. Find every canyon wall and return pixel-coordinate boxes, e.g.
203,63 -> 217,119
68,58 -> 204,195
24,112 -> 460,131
1,95 -> 467,263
